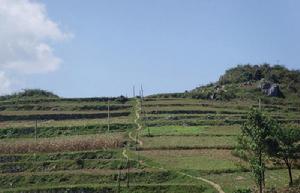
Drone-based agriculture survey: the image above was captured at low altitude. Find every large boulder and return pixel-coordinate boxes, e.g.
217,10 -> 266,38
267,84 -> 281,97
258,80 -> 283,97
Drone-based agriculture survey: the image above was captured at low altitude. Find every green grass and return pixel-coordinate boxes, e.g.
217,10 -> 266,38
0,170 -> 215,192
139,149 -> 246,172
202,169 -> 300,193
0,159 -> 142,173
141,135 -> 237,149
141,125 -> 240,136
0,117 -> 132,128
0,149 -> 122,163
1,184 -> 215,193
0,123 -> 134,139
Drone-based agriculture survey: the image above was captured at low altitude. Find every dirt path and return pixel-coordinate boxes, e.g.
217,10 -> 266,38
178,172 -> 225,193
128,99 -> 143,145
124,99 -> 226,193
122,148 -> 129,160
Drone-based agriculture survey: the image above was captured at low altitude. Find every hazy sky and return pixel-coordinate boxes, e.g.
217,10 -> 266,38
0,0 -> 299,97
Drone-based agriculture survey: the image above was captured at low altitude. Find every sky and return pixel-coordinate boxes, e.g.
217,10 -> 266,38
0,0 -> 300,97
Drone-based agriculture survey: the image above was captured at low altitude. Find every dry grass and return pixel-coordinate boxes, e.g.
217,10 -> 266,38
0,134 -> 124,154
0,117 -> 131,128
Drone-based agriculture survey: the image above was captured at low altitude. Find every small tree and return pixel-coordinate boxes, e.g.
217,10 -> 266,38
238,109 -> 277,193
266,127 -> 300,186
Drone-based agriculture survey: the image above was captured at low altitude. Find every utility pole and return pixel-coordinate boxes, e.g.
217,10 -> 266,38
126,157 -> 130,188
107,99 -> 110,132
34,119 -> 37,160
133,85 -> 135,98
146,112 -> 150,137
117,168 -> 121,193
135,132 -> 139,151
35,120 -> 37,142
140,85 -> 144,99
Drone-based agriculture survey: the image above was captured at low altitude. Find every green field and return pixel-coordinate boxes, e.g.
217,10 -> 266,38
0,96 -> 299,193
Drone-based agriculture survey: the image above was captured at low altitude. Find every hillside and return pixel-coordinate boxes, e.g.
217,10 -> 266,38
0,65 -> 299,193
152,64 -> 300,104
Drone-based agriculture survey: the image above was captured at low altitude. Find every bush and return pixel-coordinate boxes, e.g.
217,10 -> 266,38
0,89 -> 59,100
234,188 -> 252,193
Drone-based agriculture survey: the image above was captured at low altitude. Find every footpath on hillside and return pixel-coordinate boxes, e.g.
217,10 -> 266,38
123,98 -> 226,193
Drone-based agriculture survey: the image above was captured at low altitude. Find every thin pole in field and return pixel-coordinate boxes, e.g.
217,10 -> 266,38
136,132 -> 139,151
126,157 -> 130,188
133,85 -> 135,98
117,168 -> 121,193
146,111 -> 150,137
34,120 -> 37,160
140,85 -> 144,99
35,119 -> 37,142
259,98 -> 261,110
107,99 -> 110,132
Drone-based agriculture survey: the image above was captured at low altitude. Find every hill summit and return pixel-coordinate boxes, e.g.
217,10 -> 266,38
189,64 -> 300,101
151,64 -> 300,102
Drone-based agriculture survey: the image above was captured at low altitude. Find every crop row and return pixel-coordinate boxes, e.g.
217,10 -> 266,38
0,104 -> 131,112
144,102 -> 300,112
144,118 -> 300,127
0,134 -> 124,154
146,109 -> 246,115
0,112 -> 130,122
0,96 -> 129,105
0,123 -> 134,139
0,150 -> 120,163
0,171 -> 200,189
0,159 -> 141,174
1,184 -> 208,193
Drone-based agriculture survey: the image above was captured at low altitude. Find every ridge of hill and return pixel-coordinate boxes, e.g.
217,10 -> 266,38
151,64 -> 300,104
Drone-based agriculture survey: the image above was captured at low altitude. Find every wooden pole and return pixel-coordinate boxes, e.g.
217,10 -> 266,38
35,120 -> 37,142
117,168 -> 121,193
126,158 -> 130,188
133,86 -> 135,98
140,85 -> 144,99
146,112 -> 150,137
107,99 -> 110,132
34,120 -> 37,160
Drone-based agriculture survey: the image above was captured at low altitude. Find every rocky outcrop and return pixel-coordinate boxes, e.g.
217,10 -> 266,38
259,80 -> 283,97
267,84 -> 281,97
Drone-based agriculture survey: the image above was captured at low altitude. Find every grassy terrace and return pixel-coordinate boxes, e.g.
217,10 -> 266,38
132,97 -> 300,192
0,96 -> 299,192
140,136 -> 237,150
141,125 -> 241,136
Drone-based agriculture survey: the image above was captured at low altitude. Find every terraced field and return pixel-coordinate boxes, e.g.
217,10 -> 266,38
132,97 -> 300,192
0,97 -> 299,192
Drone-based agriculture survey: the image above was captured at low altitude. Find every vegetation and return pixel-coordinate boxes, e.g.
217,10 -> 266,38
0,89 -> 59,101
266,127 -> 300,186
218,64 -> 300,86
237,109 -> 277,193
0,64 -> 299,193
150,64 -> 300,102
0,134 -> 124,154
